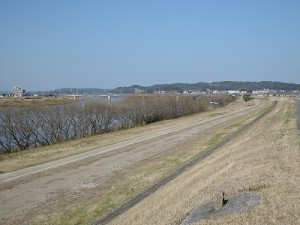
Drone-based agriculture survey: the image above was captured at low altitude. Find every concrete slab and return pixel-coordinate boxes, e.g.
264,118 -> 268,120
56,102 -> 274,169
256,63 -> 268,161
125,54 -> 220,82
181,192 -> 261,225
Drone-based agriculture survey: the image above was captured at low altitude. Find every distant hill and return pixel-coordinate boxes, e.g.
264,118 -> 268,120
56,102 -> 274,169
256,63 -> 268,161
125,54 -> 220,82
39,81 -> 300,95
111,81 -> 300,94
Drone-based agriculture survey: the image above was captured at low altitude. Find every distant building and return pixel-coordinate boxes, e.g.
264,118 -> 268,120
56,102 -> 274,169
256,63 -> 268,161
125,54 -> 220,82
134,88 -> 144,94
227,90 -> 240,95
12,87 -> 26,96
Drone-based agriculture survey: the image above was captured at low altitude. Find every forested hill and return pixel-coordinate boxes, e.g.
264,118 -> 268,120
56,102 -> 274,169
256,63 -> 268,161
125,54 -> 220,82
112,81 -> 300,94
49,81 -> 300,94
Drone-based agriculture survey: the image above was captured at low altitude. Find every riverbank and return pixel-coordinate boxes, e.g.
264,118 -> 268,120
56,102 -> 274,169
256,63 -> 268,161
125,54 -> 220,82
0,97 -> 243,173
0,94 -> 234,153
0,97 -> 270,225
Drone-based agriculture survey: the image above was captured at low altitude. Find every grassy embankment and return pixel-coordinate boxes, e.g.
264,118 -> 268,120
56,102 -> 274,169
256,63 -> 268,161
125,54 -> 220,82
109,98 -> 300,225
34,100 -> 276,225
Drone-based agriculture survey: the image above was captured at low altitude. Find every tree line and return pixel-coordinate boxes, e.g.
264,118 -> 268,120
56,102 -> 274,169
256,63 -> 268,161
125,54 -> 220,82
0,95 -> 235,153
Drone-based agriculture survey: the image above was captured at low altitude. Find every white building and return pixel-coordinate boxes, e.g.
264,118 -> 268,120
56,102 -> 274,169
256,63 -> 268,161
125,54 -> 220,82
12,87 -> 26,96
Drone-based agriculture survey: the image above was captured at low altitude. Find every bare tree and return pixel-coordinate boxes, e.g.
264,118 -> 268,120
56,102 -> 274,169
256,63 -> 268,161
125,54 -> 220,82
0,94 -> 235,153
0,109 -> 15,152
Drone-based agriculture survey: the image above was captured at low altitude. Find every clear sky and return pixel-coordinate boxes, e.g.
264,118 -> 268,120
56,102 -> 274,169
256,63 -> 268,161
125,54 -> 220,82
0,0 -> 299,91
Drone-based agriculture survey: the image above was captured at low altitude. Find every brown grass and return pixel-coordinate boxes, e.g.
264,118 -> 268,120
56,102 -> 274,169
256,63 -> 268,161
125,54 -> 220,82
0,97 -> 76,107
109,98 -> 300,225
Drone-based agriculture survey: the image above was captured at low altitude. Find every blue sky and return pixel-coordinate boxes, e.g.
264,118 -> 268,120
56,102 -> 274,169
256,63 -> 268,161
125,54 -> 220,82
0,0 -> 299,91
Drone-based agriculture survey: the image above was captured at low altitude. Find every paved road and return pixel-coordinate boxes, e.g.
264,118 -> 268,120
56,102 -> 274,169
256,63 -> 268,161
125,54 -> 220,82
0,99 -> 268,224
295,98 -> 300,130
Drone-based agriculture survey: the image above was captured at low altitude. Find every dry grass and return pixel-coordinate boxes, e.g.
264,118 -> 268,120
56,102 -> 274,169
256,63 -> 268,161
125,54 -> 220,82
0,97 -> 76,107
109,98 -> 300,225
0,98 -> 247,173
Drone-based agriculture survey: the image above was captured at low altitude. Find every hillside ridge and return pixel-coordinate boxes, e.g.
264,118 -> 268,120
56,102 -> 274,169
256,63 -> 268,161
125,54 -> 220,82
32,81 -> 300,95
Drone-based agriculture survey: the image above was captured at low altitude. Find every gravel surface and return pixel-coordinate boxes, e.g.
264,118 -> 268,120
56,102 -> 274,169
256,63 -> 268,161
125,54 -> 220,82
181,192 -> 261,225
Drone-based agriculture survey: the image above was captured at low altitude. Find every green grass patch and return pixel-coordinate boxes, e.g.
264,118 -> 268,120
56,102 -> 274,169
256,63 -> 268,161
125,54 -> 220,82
207,132 -> 226,146
273,160 -> 288,171
239,184 -> 271,192
284,101 -> 294,126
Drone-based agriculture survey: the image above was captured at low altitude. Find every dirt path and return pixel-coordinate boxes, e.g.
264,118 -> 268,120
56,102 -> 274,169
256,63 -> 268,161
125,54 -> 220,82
0,98 -> 267,224
109,98 -> 300,225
